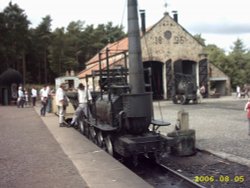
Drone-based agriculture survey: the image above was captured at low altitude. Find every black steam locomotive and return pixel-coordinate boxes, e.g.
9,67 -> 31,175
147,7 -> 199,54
66,0 -> 195,164
172,73 -> 198,105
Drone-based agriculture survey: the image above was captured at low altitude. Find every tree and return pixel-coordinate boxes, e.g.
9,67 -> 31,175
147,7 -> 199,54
49,27 -> 66,76
1,2 -> 126,83
193,34 -> 206,46
0,2 -> 30,81
33,15 -> 52,83
205,44 -> 226,69
227,39 -> 249,88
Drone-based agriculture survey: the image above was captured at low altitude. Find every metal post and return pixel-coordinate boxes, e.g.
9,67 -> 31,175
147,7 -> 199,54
127,0 -> 145,94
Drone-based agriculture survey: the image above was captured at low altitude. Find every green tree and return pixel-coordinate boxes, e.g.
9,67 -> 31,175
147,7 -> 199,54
0,2 -> 30,79
227,39 -> 249,88
193,34 -> 206,46
33,15 -> 52,83
205,44 -> 226,69
49,27 -> 66,76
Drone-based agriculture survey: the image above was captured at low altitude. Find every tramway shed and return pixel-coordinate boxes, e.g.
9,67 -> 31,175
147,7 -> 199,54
78,11 -> 230,100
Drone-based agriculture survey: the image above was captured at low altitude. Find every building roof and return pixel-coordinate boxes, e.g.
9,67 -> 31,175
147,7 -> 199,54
78,37 -> 128,79
0,68 -> 23,86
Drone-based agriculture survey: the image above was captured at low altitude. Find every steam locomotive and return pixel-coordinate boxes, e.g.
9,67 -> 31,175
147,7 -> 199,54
172,73 -> 198,105
66,0 -> 195,164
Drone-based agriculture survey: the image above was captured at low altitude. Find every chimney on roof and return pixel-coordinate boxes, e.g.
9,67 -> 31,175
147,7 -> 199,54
172,10 -> 178,23
139,9 -> 146,35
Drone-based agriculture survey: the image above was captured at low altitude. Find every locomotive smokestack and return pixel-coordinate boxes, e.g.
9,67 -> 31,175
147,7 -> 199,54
127,0 -> 145,94
139,9 -> 146,35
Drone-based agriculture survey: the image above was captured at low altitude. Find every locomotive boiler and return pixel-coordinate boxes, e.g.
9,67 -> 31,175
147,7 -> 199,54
66,0 -> 195,164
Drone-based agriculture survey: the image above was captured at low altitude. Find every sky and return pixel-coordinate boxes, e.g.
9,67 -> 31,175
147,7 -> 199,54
1,0 -> 250,52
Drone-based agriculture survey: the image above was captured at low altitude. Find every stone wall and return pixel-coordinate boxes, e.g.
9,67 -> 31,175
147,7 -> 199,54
141,14 -> 204,63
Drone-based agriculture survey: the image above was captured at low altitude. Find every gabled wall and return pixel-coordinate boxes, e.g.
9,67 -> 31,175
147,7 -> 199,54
141,13 -> 204,63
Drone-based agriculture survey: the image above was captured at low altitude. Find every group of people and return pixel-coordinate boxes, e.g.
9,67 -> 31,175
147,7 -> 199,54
17,86 -> 38,108
236,85 -> 249,98
17,82 -> 92,128
55,83 -> 92,127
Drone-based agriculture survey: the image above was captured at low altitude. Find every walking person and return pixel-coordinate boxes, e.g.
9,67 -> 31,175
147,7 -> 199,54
31,86 -> 37,106
244,99 -> 250,136
236,85 -> 241,98
56,83 -> 68,127
70,83 -> 92,127
46,86 -> 52,113
17,86 -> 24,108
40,85 -> 48,116
24,89 -> 29,107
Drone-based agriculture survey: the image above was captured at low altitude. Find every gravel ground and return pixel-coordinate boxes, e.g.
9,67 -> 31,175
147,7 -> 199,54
163,151 -> 250,188
153,97 -> 250,162
0,106 -> 88,188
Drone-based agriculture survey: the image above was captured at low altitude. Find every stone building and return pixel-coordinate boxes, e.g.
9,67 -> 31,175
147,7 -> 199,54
209,63 -> 231,96
78,12 -> 230,99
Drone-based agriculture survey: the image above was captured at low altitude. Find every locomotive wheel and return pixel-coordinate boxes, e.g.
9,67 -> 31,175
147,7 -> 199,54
104,135 -> 113,156
148,151 -> 162,164
193,99 -> 198,104
180,95 -> 186,105
97,131 -> 104,147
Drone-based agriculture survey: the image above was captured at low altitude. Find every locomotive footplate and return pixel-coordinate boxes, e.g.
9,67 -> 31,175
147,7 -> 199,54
151,119 -> 171,132
115,133 -> 174,157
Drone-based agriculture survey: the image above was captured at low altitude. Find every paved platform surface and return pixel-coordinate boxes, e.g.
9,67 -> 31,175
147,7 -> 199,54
0,106 -> 152,188
153,96 -> 250,167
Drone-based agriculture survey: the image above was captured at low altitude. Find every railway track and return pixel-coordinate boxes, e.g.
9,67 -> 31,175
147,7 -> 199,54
159,163 -> 206,188
124,156 -> 206,188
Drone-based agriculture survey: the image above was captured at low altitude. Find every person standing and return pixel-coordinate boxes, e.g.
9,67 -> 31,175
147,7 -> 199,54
70,83 -> 92,126
46,86 -> 52,113
31,87 -> 37,106
200,84 -> 206,98
17,86 -> 24,108
236,85 -> 241,98
24,89 -> 29,107
244,99 -> 250,136
56,83 -> 68,127
40,85 -> 48,116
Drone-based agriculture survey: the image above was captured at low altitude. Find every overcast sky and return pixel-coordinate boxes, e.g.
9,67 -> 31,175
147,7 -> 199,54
1,0 -> 250,52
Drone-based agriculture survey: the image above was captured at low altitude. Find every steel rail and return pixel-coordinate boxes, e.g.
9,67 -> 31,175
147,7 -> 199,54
159,163 -> 207,188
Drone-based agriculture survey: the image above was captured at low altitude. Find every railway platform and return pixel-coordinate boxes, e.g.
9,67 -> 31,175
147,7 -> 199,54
0,106 -> 152,188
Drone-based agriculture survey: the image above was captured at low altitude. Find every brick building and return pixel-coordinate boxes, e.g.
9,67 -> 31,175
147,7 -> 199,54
78,12 -> 230,99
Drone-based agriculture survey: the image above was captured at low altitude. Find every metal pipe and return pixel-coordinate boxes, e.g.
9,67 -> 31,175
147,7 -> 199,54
106,48 -> 111,101
127,0 -> 145,94
98,52 -> 103,99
